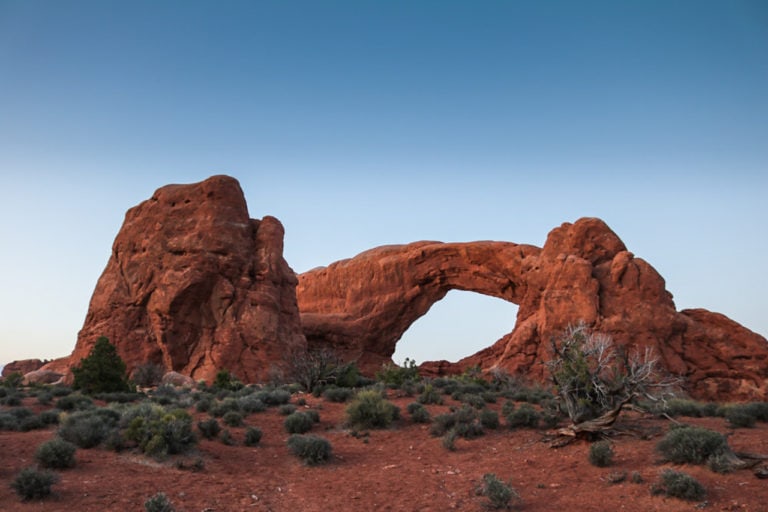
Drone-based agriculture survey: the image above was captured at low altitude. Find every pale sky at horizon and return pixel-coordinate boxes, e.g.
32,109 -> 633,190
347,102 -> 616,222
1,1 -> 766,367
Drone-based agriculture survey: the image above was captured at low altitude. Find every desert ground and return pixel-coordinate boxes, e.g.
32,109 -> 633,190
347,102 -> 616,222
1,382 -> 767,512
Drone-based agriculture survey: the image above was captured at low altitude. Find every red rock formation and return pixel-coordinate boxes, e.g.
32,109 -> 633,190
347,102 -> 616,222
2,359 -> 44,378
67,175 -> 306,383
297,218 -> 768,401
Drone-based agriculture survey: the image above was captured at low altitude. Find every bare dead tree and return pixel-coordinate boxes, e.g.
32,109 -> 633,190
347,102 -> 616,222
546,323 -> 680,437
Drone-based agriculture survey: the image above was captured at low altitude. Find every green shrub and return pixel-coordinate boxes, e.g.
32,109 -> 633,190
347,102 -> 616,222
244,426 -> 262,446
55,393 -> 94,411
506,403 -> 539,429
662,399 -> 705,418
11,467 -> 59,501
407,402 -> 431,423
255,388 -> 291,406
287,434 -> 332,465
222,411 -> 244,427
212,369 -> 242,391
59,409 -> 118,448
656,426 -> 728,464
480,473 -> 519,510
209,397 -> 240,418
279,404 -> 298,415
375,358 -> 419,387
725,405 -> 757,428
72,336 -> 131,394
144,491 -> 175,512
220,429 -> 235,445
418,384 -> 443,405
588,441 -> 614,467
2,371 -> 23,388
0,412 -> 20,430
284,412 -> 314,434
124,406 -> 196,458
35,437 -> 77,469
150,385 -> 180,406
323,386 -> 354,403
39,409 -> 61,425
346,390 -> 400,429
36,391 -> 53,405
19,415 -> 45,432
458,393 -> 486,409
430,406 -> 483,439
197,418 -> 221,440
237,396 -> 267,413
442,429 -> 458,451
653,469 -> 706,501
501,400 -> 516,417
479,409 -> 500,429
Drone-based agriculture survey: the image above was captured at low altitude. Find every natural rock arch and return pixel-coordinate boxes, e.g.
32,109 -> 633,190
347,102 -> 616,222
298,218 -> 768,401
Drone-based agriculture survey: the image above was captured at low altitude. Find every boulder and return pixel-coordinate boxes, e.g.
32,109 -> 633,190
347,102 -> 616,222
297,218 -> 768,401
161,371 -> 196,388
23,369 -> 64,386
67,175 -> 306,383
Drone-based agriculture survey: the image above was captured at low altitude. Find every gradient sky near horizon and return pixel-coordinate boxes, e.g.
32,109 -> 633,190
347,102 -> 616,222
1,1 -> 766,368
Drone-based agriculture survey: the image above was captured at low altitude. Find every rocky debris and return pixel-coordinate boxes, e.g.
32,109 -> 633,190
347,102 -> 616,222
22,369 -> 64,386
2,359 -> 44,378
298,218 -> 768,401
67,175 -> 306,383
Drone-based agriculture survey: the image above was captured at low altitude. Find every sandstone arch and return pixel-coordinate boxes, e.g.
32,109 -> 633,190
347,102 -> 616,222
298,218 -> 768,401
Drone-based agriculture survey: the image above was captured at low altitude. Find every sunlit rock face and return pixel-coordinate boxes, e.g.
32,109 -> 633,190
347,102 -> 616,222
298,218 -> 768,401
66,175 -> 306,383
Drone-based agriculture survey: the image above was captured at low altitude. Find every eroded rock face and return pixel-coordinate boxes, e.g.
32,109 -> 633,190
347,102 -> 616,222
69,175 -> 306,383
298,218 -> 768,401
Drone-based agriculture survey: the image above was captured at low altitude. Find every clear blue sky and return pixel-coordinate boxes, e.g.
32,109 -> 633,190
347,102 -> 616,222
1,1 -> 766,367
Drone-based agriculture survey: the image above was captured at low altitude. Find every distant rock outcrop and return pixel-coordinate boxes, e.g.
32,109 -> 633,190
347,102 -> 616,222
65,175 -> 306,383
2,359 -> 44,378
298,218 -> 768,401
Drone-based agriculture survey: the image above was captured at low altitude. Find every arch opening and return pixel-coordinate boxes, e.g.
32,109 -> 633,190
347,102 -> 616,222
392,290 -> 518,366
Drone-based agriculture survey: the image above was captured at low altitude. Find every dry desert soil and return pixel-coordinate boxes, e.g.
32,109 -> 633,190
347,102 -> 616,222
1,386 -> 767,512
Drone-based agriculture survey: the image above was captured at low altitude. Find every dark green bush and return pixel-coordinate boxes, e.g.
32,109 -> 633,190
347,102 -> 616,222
442,429 -> 458,451
95,391 -> 143,404
417,384 -> 443,405
479,409 -> 500,429
36,391 -> 53,405
39,409 -> 61,425
55,393 -> 93,411
346,390 -> 400,429
725,404 -> 757,428
506,403 -> 539,429
653,469 -> 706,501
220,428 -> 235,445
209,398 -> 240,418
284,412 -> 314,434
588,441 -> 614,467
407,402 -> 431,423
144,491 -> 175,512
237,396 -> 267,414
375,358 -> 419,387
0,412 -> 20,430
287,434 -> 332,465
197,418 -> 221,440
255,388 -> 291,406
222,411 -> 244,427
279,404 -> 298,415
11,467 -> 59,501
480,473 -> 519,510
323,386 -> 354,403
124,406 -> 196,458
19,415 -> 45,432
59,409 -> 118,448
430,406 -> 483,439
656,426 -> 728,464
244,426 -> 262,446
35,437 -> 77,469
72,336 -> 131,394
212,369 -> 243,391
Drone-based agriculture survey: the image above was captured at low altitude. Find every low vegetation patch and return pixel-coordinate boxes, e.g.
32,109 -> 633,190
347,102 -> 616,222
656,426 -> 728,464
652,469 -> 706,501
346,389 -> 400,429
35,437 -> 77,469
479,473 -> 520,510
11,467 -> 59,501
287,434 -> 333,465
